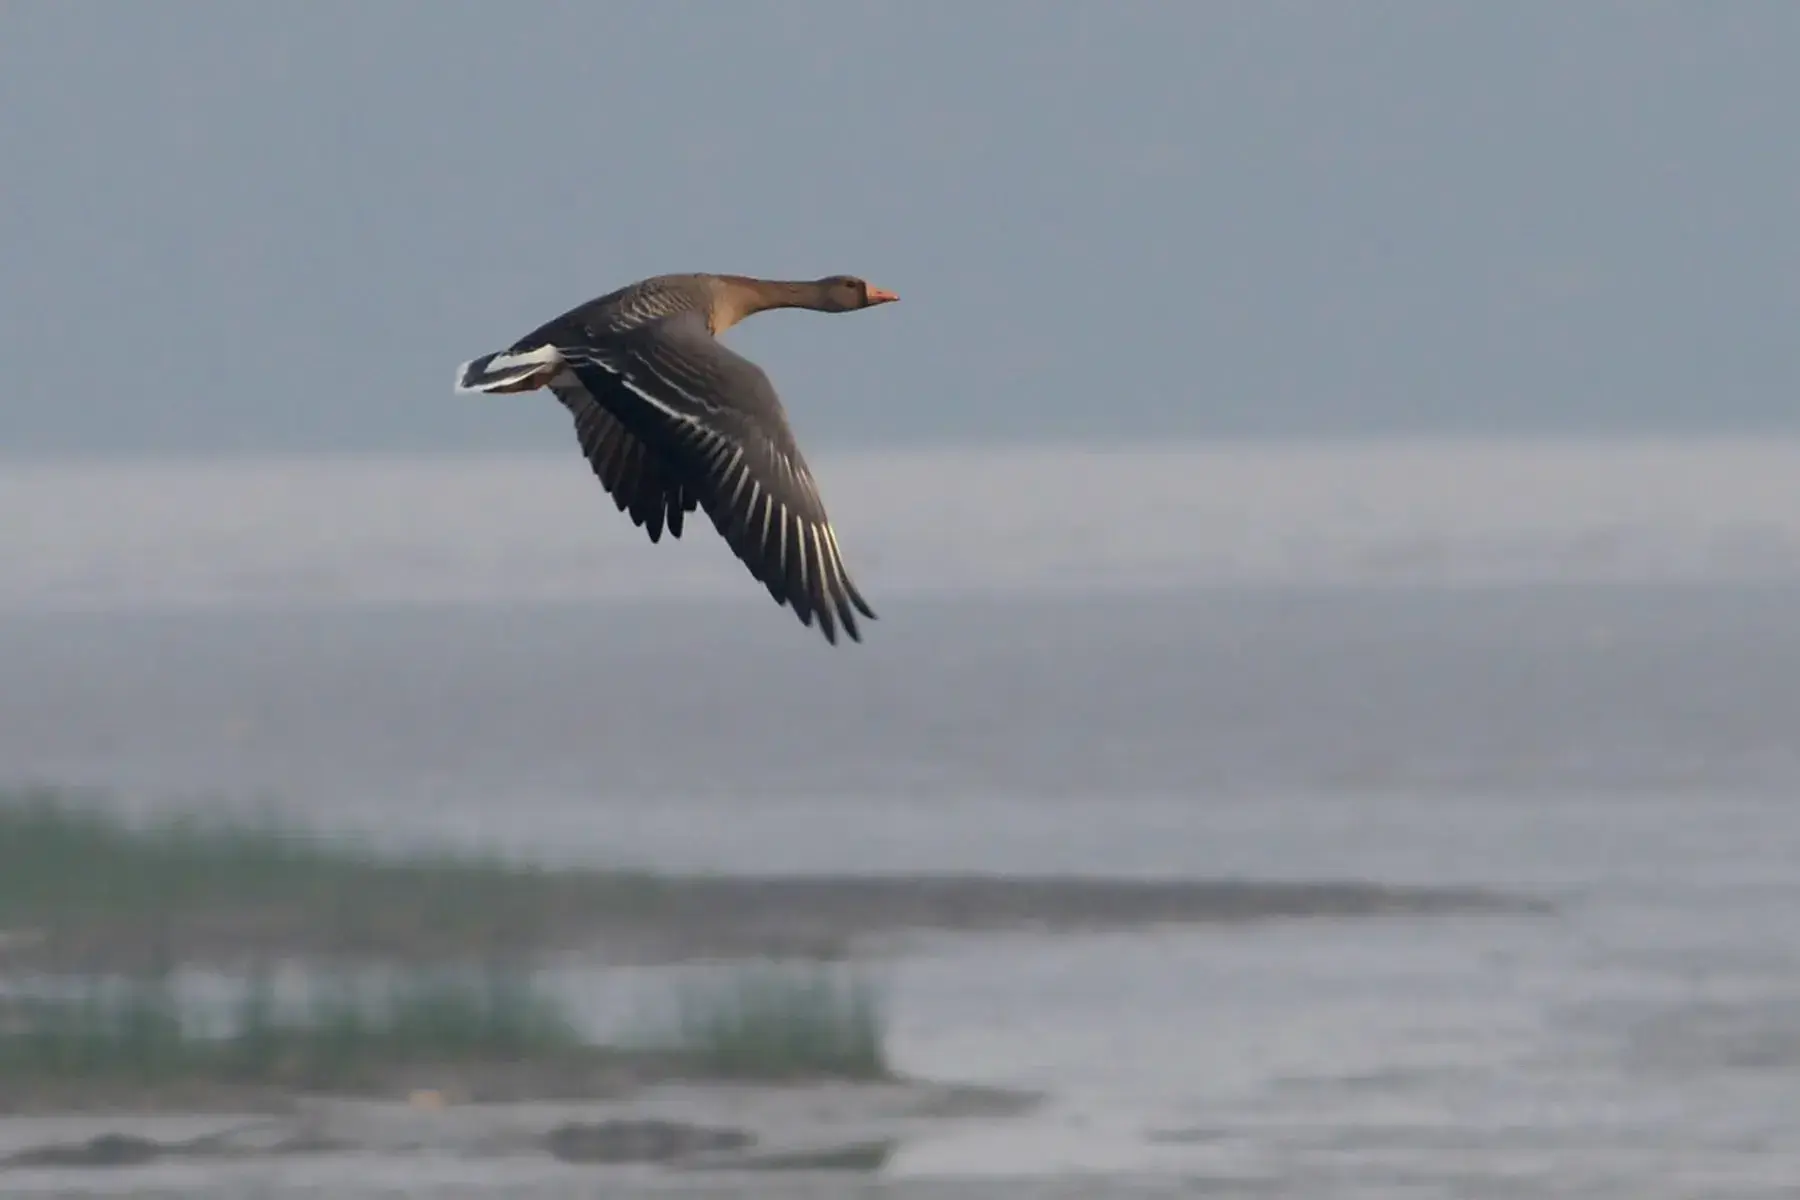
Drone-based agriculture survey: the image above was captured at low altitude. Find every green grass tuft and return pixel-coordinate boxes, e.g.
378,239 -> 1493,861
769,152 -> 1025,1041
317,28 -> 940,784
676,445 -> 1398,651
0,787 -> 665,966
655,962 -> 891,1081
0,966 -> 585,1090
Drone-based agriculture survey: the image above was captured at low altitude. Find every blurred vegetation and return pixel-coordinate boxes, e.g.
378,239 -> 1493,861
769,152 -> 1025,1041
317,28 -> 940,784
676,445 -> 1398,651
0,965 -> 584,1091
0,787 -> 665,968
0,790 -> 895,1092
652,962 -> 890,1081
0,960 -> 893,1092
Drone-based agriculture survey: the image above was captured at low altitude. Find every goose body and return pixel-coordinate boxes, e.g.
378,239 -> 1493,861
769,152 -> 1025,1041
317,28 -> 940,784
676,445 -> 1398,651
455,272 -> 898,645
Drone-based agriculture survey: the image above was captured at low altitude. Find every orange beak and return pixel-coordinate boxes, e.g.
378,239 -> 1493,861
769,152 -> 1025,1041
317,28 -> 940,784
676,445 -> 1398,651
865,284 -> 900,304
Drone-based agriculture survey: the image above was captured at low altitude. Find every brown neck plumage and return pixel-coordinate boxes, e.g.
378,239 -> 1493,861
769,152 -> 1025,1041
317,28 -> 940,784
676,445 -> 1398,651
708,276 -> 828,333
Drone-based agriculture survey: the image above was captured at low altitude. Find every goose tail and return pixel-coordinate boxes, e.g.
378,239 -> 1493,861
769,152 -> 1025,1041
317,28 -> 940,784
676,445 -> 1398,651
454,344 -> 564,394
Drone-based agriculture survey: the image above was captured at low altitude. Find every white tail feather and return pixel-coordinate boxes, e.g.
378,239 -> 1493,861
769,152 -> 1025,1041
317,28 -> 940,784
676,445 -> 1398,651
454,345 -> 566,393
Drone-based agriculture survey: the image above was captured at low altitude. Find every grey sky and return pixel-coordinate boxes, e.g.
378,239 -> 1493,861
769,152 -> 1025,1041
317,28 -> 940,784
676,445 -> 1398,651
2,2 -> 1796,457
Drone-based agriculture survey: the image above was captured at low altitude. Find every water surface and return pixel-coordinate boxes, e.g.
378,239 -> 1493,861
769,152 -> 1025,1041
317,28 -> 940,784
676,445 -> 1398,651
5,446 -> 1799,1196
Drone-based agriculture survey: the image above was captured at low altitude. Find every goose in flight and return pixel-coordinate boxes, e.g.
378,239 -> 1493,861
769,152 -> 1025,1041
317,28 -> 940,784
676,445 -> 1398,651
455,272 -> 897,645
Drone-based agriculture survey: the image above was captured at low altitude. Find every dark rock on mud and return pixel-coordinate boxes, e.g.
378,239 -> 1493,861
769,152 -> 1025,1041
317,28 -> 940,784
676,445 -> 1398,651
544,1118 -> 754,1165
699,1138 -> 897,1172
5,1132 -> 163,1168
2,1120 -> 343,1170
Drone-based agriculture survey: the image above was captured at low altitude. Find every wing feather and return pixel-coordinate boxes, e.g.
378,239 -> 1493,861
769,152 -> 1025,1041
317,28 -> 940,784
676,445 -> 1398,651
548,371 -> 695,544
553,315 -> 876,644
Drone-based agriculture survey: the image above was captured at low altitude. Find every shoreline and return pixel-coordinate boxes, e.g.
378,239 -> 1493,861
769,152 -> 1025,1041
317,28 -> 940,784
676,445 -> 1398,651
3,866 -> 1546,975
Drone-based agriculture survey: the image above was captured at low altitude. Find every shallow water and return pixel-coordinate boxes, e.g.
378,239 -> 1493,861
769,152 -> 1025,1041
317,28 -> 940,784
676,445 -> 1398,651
4,585 -> 1799,1197
5,446 -> 1800,1195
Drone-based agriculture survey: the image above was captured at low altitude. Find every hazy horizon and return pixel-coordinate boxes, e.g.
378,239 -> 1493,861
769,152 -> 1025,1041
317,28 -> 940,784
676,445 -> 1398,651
4,440 -> 1798,617
5,3 -> 1799,458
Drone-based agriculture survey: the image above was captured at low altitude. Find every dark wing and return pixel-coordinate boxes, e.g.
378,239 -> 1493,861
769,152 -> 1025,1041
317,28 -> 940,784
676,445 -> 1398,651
546,371 -> 697,543
557,313 -> 876,644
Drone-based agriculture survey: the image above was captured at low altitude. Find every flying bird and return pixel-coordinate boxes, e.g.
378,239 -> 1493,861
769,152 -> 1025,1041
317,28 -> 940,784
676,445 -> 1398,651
455,272 -> 897,645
